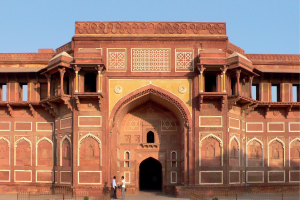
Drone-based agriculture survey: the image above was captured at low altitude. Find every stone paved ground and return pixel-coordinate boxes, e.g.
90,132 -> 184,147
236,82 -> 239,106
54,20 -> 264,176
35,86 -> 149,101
0,192 -> 299,200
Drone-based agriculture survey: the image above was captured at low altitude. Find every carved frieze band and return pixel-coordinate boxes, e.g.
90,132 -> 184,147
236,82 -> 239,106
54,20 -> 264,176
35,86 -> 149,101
75,22 -> 226,35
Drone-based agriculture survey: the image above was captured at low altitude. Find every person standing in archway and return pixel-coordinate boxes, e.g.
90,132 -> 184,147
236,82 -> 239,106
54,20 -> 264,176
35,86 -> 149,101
111,176 -> 117,199
121,176 -> 126,199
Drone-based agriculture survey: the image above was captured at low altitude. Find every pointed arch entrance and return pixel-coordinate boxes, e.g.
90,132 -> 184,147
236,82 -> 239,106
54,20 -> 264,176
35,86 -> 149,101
139,157 -> 162,191
109,84 -> 192,192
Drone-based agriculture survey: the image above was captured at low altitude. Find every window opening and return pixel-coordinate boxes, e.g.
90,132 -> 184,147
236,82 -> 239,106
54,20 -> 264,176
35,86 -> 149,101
147,131 -> 154,143
205,74 -> 216,92
84,73 -> 96,92
19,83 -> 28,101
271,84 -> 280,102
64,77 -> 70,95
293,85 -> 299,102
124,151 -> 130,167
171,151 -> 177,167
231,77 -> 237,95
252,84 -> 259,100
0,84 -> 7,101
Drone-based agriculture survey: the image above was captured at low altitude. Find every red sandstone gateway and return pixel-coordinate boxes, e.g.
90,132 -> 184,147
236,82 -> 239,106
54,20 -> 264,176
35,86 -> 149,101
0,21 -> 299,196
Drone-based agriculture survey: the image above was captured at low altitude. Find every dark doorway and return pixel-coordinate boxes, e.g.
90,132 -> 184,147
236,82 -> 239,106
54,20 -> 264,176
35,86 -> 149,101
84,73 -> 96,92
205,74 -> 216,92
139,157 -> 162,191
147,131 -> 154,143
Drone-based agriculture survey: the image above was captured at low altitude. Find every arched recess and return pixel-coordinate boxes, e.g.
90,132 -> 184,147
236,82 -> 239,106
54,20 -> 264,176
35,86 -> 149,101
246,137 -> 264,167
60,135 -> 72,167
0,137 -> 10,166
36,137 -> 53,166
199,134 -> 223,166
268,138 -> 285,167
110,84 -> 192,129
229,136 -> 240,166
15,137 -> 32,166
78,133 -> 102,166
289,138 -> 300,167
109,84 -> 192,185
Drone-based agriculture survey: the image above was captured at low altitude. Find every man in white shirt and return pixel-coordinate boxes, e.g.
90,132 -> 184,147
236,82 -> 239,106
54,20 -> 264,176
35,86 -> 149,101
111,176 -> 117,199
121,176 -> 126,199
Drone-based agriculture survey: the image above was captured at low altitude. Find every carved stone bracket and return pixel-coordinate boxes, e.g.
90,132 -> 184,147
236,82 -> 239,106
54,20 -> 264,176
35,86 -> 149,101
265,105 -> 271,118
75,96 -> 81,111
28,104 -> 37,117
61,96 -> 72,111
199,96 -> 203,111
228,97 -> 240,110
41,103 -> 55,117
286,105 -> 292,118
140,143 -> 159,148
7,104 -> 13,117
221,96 -> 226,111
243,103 -> 258,116
98,96 -> 102,111
47,102 -> 59,116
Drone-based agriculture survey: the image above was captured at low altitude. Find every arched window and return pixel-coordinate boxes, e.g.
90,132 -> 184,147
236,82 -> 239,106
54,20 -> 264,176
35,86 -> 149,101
147,131 -> 154,143
171,151 -> 177,167
84,73 -> 96,92
124,150 -> 130,167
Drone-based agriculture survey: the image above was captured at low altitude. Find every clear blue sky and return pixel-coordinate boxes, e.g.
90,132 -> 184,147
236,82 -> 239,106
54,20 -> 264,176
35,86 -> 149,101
0,0 -> 299,54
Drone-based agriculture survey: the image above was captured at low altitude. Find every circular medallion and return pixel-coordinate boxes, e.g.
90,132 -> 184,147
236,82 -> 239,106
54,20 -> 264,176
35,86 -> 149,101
114,85 -> 123,94
138,154 -> 142,158
20,110 -> 26,115
178,85 -> 187,94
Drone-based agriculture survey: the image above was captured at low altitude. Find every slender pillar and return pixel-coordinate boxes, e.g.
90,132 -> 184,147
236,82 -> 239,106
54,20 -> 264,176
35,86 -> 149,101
198,65 -> 205,93
96,65 -> 104,93
220,65 -> 227,92
58,68 -> 66,95
184,126 -> 188,186
249,76 -> 254,98
236,69 -> 241,95
45,74 -> 51,98
74,65 -> 81,93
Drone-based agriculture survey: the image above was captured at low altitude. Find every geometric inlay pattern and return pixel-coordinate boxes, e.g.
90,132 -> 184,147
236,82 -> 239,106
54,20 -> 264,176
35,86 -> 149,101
107,49 -> 126,72
175,49 -> 194,72
132,49 -> 170,71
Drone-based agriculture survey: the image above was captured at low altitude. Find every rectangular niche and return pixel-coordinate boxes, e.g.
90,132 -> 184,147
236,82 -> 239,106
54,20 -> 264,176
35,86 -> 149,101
267,122 -> 285,132
15,122 -> 32,131
78,171 -> 102,184
0,122 -> 10,131
36,122 -> 54,132
199,171 -> 223,185
229,171 -> 240,184
0,170 -> 10,182
199,116 -> 222,127
289,170 -> 300,183
289,122 -> 300,132
268,171 -> 285,183
36,170 -> 53,183
247,171 -> 264,183
61,117 -> 72,129
14,170 -> 32,182
78,116 -> 102,127
229,117 -> 240,130
246,122 -> 263,132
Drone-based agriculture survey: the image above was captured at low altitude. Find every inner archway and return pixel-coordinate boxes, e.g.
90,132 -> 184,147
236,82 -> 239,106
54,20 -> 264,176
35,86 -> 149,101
139,157 -> 162,191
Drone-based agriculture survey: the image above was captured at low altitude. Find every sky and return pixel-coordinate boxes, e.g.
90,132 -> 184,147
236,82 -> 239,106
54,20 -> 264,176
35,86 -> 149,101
0,0 -> 299,54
